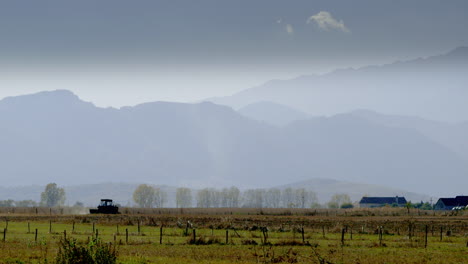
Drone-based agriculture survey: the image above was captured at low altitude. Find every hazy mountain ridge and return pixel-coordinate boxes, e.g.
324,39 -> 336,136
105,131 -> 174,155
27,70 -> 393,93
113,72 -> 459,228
349,109 -> 468,162
0,90 -> 467,196
238,101 -> 310,126
208,47 -> 468,122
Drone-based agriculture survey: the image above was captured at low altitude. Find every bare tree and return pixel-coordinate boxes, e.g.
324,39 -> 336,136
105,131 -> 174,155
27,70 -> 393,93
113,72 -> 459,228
265,188 -> 281,208
282,188 -> 295,208
154,188 -> 167,208
242,189 -> 265,208
176,187 -> 192,208
197,188 -> 215,208
227,186 -> 240,207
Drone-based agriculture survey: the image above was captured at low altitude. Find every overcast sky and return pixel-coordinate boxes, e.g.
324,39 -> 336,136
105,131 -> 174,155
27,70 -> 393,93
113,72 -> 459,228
1,0 -> 467,107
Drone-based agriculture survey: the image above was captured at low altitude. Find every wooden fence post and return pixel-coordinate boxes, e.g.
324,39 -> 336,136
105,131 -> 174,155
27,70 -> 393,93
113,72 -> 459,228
408,223 -> 412,240
440,226 -> 443,241
126,228 -> 129,244
424,225 -> 428,248
379,226 -> 383,246
159,226 -> 163,244
301,227 -> 305,244
35,229 -> 38,242
225,229 -> 229,244
341,228 -> 345,246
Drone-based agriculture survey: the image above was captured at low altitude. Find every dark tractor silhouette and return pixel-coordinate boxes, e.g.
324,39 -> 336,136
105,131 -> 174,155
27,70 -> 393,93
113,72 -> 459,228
89,199 -> 119,214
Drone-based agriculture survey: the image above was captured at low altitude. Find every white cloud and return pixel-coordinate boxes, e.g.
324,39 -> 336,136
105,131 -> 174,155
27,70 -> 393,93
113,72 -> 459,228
286,24 -> 294,35
307,11 -> 350,33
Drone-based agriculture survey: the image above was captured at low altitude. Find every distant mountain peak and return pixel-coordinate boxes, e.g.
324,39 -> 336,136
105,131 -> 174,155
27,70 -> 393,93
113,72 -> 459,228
0,89 -> 95,111
448,46 -> 468,55
2,89 -> 79,102
442,46 -> 468,61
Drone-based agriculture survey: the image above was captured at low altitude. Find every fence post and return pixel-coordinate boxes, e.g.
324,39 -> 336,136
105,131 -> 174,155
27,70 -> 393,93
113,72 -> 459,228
159,226 -> 163,244
341,228 -> 345,246
408,223 -> 412,240
126,228 -> 129,244
301,227 -> 305,244
35,229 -> 38,242
28,222 -> 31,234
3,228 -> 6,242
425,225 -> 428,248
440,226 -> 443,241
379,226 -> 383,246
225,229 -> 229,244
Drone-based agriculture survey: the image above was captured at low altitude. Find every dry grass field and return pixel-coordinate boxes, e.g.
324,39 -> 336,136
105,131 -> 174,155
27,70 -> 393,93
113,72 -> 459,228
0,207 -> 466,263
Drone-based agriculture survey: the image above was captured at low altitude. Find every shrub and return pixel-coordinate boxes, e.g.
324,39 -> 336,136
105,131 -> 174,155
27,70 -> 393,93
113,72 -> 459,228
340,203 -> 354,209
55,238 -> 117,264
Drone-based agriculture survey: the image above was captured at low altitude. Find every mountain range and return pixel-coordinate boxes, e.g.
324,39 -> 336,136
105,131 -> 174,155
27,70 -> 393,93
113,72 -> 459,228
208,47 -> 468,122
0,90 -> 466,197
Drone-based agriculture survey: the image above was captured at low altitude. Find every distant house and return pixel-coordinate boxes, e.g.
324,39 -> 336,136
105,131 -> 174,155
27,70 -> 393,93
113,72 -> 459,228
434,196 -> 468,210
359,196 -> 407,208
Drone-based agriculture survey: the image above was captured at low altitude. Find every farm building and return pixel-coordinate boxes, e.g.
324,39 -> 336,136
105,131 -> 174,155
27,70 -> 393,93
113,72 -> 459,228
434,196 -> 468,210
359,196 -> 407,208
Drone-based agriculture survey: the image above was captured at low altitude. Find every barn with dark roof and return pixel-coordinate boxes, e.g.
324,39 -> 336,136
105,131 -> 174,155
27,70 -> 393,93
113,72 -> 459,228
359,196 -> 407,208
434,196 -> 468,210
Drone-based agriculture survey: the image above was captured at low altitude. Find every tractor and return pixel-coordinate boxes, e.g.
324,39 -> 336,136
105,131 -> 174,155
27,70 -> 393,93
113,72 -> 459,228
89,199 -> 119,214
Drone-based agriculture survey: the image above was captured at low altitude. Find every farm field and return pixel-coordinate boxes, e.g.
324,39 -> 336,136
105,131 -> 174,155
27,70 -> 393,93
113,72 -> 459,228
0,208 -> 466,264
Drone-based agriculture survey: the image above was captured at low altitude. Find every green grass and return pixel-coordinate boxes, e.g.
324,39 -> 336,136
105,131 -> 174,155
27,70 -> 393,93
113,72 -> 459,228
0,215 -> 466,263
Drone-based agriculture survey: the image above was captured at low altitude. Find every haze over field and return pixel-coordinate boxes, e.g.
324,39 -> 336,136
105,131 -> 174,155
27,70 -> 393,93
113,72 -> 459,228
0,89 -> 467,198
0,1 -> 467,204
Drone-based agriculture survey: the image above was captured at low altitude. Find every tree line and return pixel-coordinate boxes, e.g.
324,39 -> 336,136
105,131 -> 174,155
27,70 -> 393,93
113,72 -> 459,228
0,183 -> 66,207
132,184 -> 354,209
0,183 -> 355,209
